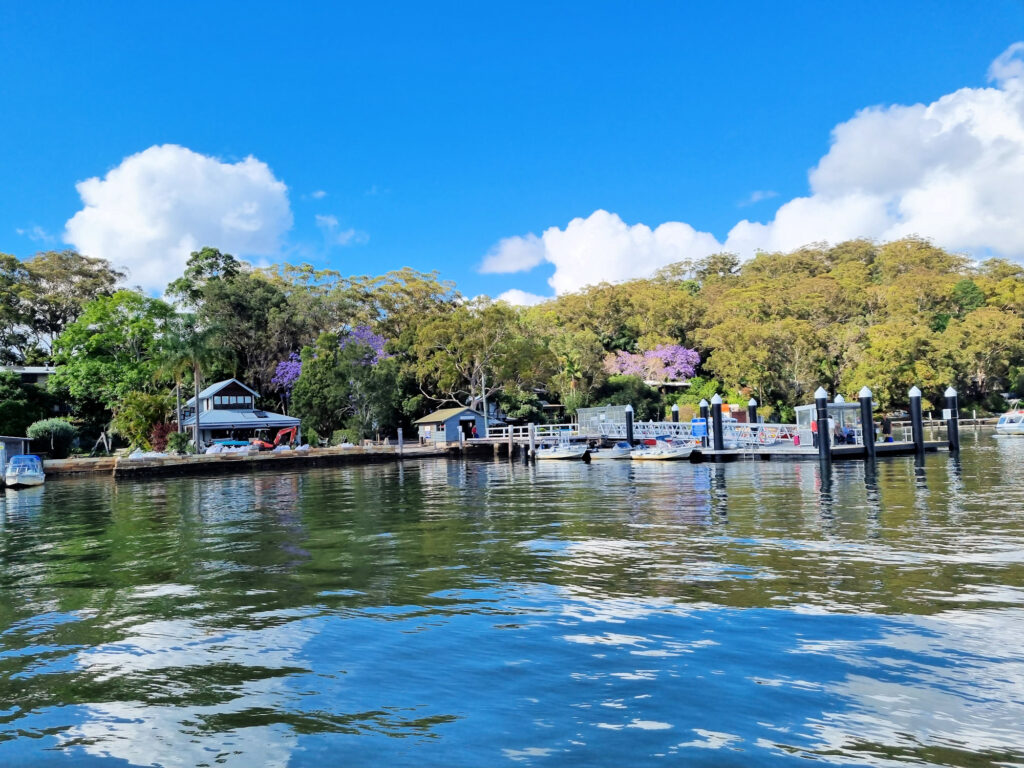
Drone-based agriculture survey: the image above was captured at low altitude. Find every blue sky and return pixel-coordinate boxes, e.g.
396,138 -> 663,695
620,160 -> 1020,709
2,2 -> 1023,298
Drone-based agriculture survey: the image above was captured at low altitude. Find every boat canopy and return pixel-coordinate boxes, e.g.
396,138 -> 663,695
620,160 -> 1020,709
8,455 -> 42,469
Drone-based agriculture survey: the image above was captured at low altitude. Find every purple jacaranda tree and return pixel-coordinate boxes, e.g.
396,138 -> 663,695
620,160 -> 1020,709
271,352 -> 302,394
339,325 -> 390,365
603,344 -> 700,381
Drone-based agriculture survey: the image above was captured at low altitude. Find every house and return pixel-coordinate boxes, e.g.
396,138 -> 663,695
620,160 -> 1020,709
180,378 -> 300,447
413,407 -> 498,445
1,365 -> 56,387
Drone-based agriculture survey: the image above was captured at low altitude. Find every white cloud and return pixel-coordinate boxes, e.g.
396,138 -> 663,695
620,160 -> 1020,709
64,144 -> 292,293
489,42 -> 1024,295
496,288 -> 550,306
310,189 -> 327,199
16,225 -> 56,243
738,190 -> 778,207
315,213 -> 369,246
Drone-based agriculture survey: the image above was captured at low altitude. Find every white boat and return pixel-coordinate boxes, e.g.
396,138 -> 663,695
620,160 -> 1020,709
630,440 -> 693,461
5,455 -> 45,487
589,441 -> 632,460
995,409 -> 1024,436
533,443 -> 589,460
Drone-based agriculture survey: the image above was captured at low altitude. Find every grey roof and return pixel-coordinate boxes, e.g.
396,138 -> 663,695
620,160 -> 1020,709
413,407 -> 504,425
184,378 -> 260,407
0,365 -> 56,374
181,409 -> 300,430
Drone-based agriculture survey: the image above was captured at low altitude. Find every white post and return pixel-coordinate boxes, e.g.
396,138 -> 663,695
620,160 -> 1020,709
397,427 -> 404,456
528,422 -> 536,459
481,371 -> 489,434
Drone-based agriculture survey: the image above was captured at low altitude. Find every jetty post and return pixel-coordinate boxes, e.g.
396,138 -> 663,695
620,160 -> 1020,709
944,386 -> 960,453
528,422 -> 536,462
507,425 -> 514,458
711,394 -> 725,451
909,386 -> 925,454
699,399 -> 710,447
625,404 -> 635,445
671,403 -> 679,423
814,386 -> 831,468
398,427 -> 404,457
858,386 -> 875,461
747,398 -> 758,425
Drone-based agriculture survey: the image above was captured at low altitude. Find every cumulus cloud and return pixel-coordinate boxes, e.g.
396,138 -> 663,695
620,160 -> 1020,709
738,190 -> 778,207
315,214 -> 369,246
64,144 -> 293,293
489,42 -> 1024,295
496,288 -> 550,306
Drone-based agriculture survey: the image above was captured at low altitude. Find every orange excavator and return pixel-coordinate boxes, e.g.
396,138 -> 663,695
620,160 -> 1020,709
249,426 -> 298,451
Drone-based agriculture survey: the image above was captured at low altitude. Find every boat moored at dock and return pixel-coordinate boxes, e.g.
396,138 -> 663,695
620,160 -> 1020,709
5,455 -> 45,487
588,442 -> 632,460
630,439 -> 694,461
995,410 -> 1024,436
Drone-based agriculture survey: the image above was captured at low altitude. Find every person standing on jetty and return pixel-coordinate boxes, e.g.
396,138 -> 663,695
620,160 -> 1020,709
811,418 -> 818,447
881,415 -> 893,442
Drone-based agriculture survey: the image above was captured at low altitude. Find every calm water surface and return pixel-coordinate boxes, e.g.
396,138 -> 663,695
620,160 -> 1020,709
1,432 -> 1023,767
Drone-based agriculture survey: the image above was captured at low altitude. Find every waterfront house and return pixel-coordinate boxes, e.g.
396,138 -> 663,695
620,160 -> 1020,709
180,378 -> 300,447
0,365 -> 56,387
414,407 -> 497,444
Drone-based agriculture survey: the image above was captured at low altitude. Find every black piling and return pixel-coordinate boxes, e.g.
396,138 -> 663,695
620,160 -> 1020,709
671,404 -> 679,423
747,398 -> 758,425
814,387 -> 831,468
859,386 -> 875,461
699,400 -> 710,448
909,386 -> 925,455
711,395 -> 725,451
944,386 -> 960,453
625,405 -> 635,446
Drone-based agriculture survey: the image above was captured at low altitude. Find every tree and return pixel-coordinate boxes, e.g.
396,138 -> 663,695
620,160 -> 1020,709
26,417 -> 78,459
153,313 -> 222,450
592,375 -> 663,421
0,371 -> 53,436
20,250 -> 125,354
938,307 -> 1024,400
50,290 -> 174,422
112,391 -> 174,449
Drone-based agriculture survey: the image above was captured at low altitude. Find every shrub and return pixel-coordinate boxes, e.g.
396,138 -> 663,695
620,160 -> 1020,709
149,422 -> 174,452
112,391 -> 173,449
26,418 -> 79,459
166,431 -> 192,454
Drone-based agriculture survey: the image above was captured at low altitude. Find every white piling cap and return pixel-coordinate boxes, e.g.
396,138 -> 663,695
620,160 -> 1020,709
944,386 -> 957,397
698,399 -> 709,407
909,386 -> 922,398
814,386 -> 828,400
671,403 -> 679,411
711,394 -> 723,405
834,394 -> 846,404
748,397 -> 758,407
624,404 -> 634,413
858,386 -> 872,399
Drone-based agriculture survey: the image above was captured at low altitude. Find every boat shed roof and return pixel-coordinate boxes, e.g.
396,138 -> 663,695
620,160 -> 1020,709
185,378 -> 260,407
181,409 -> 300,430
413,407 -> 503,425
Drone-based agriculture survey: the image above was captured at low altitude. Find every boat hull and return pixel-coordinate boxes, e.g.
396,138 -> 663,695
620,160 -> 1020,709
534,447 -> 589,460
6,474 -> 44,488
630,447 -> 693,461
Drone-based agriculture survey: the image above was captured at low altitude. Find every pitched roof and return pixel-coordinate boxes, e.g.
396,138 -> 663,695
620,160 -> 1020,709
413,407 -> 483,425
181,409 -> 300,429
184,378 -> 260,406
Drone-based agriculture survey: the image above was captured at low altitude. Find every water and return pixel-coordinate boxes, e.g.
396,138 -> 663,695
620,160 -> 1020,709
1,432 -> 1023,767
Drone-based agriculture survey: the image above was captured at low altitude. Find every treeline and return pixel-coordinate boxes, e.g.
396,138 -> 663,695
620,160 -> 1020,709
2,237 -> 1023,448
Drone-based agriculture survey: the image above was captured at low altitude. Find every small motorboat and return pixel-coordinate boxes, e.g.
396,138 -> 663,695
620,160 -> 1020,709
5,455 -> 45,487
533,442 -> 589,460
588,441 -> 633,459
995,409 -> 1024,436
630,439 -> 693,461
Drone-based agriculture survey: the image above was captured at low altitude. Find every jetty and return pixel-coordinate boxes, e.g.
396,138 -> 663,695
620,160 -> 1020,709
467,386 -> 962,464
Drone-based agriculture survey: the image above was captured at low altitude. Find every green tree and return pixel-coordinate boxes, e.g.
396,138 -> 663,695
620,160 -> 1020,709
0,371 -> 53,436
26,417 -> 78,459
112,391 -> 174,449
50,290 -> 174,423
153,314 -> 222,450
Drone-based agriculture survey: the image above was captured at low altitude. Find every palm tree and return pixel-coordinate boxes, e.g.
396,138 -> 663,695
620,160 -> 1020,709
154,314 -> 221,450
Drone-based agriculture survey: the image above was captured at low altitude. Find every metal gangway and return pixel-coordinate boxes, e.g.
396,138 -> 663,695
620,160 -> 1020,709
485,420 -> 800,449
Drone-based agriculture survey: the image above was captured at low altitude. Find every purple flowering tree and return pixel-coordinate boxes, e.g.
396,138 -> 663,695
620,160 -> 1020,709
271,352 -> 302,394
603,344 -> 700,381
339,325 -> 390,365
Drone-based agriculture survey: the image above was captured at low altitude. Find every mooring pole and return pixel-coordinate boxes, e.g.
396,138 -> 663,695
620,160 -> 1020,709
859,386 -> 875,460
625,404 -> 635,446
815,386 -> 831,468
711,394 -> 724,451
909,386 -> 925,455
699,399 -> 710,447
528,422 -> 536,462
944,386 -> 960,453
747,397 -> 758,425
671,403 -> 679,423
398,427 -> 404,457
507,425 -> 514,459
